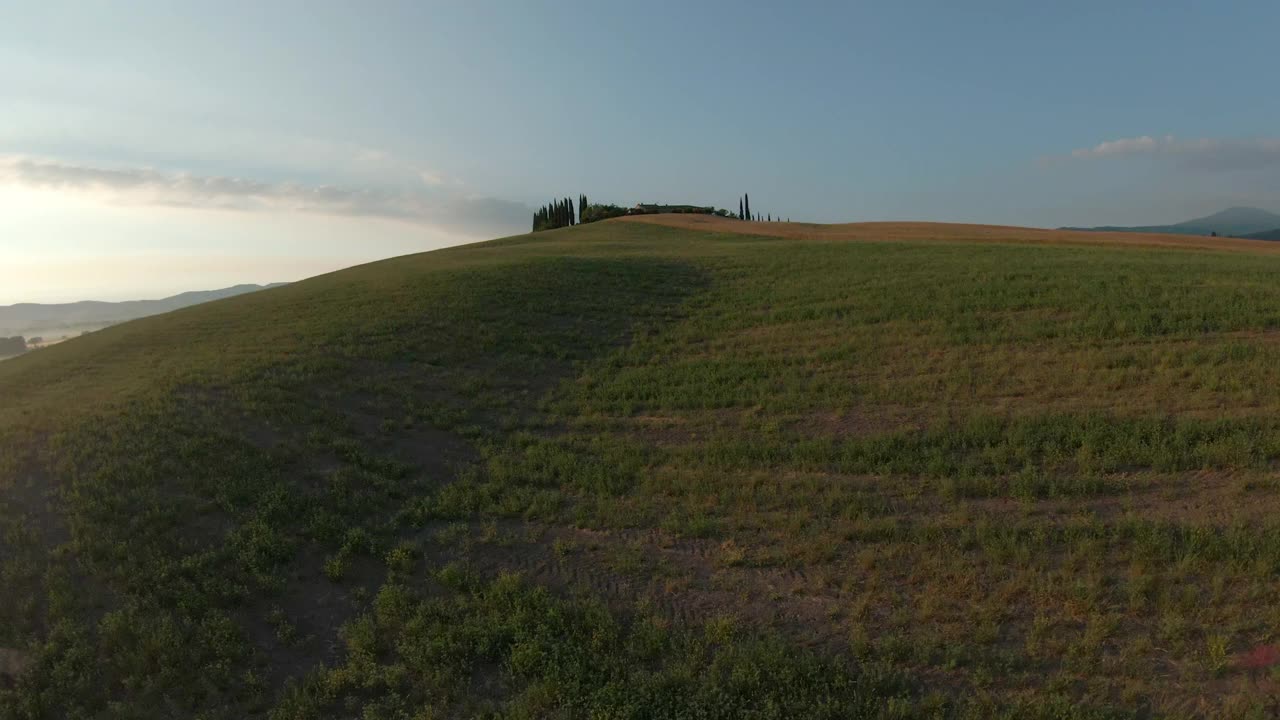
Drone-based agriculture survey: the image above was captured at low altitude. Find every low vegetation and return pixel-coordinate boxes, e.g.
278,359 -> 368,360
4,217 -> 1280,717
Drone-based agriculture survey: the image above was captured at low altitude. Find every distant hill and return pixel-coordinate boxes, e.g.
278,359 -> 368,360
1062,206 -> 1280,238
1243,228 -> 1280,241
0,283 -> 286,337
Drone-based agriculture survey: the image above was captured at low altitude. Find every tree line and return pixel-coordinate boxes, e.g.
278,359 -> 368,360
0,336 -> 27,357
531,194 -> 636,231
532,192 -> 787,232
736,193 -> 785,222
532,197 -> 578,232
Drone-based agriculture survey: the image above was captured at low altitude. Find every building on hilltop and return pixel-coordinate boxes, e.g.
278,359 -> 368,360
632,203 -> 717,215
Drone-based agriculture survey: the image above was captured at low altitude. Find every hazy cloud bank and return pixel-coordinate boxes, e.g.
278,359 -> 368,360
0,155 -> 530,238
1069,135 -> 1280,171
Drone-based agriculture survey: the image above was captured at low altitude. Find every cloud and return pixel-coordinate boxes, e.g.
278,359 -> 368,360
1067,135 -> 1280,171
1070,135 -> 1169,158
0,155 -> 529,237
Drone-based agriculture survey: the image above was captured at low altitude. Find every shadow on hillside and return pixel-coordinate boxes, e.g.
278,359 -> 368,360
0,255 -> 711,715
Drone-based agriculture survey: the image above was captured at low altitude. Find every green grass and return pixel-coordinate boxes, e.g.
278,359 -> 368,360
5,220 -> 1280,717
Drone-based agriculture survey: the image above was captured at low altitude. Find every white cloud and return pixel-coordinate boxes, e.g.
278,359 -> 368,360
1070,135 -> 1169,158
1067,135 -> 1280,170
0,155 -> 529,237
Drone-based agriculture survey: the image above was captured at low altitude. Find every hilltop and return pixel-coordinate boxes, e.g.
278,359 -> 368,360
5,217 -> 1280,717
1062,205 -> 1280,238
0,283 -> 287,338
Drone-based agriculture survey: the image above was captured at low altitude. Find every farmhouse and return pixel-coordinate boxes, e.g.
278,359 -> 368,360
632,203 -> 717,215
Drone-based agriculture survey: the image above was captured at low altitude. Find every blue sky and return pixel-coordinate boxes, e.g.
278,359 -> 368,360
3,0 -> 1279,303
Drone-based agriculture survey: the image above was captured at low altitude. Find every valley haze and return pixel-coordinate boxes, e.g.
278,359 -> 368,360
0,284 -> 287,339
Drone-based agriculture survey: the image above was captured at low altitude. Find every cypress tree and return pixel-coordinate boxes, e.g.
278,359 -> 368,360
569,197 -> 576,226
739,198 -> 744,220
745,194 -> 751,222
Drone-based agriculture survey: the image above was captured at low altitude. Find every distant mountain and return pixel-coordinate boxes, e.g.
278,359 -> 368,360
1242,228 -> 1280,241
1062,206 -> 1280,238
0,284 -> 287,338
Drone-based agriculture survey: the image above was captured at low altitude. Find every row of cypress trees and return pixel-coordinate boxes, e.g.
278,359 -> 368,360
532,193 -> 630,231
532,197 -> 577,231
534,192 -> 787,232
737,193 -> 782,222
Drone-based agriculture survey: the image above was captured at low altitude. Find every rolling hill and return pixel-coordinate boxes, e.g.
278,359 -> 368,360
5,217 -> 1280,717
1062,205 -> 1280,237
0,283 -> 287,338
1244,228 -> 1280,241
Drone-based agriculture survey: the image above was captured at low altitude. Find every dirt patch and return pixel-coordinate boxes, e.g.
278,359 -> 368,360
1072,470 -> 1280,524
0,647 -> 31,685
242,548 -> 386,690
792,408 -> 929,437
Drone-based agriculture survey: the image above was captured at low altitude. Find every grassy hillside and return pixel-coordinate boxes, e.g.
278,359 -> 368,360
5,217 -> 1280,718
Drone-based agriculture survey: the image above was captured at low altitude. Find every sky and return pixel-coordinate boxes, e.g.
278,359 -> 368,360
3,0 -> 1280,304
